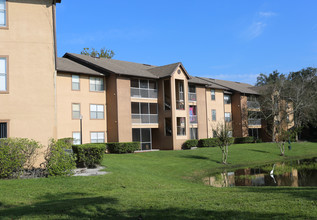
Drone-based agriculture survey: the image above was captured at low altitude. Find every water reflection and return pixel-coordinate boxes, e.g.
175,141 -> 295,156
204,157 -> 317,187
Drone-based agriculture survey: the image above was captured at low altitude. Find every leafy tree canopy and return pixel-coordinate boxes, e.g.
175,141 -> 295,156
81,47 -> 115,59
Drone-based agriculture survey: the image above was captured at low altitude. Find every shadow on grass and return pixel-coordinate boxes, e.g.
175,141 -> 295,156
0,193 -> 311,220
248,149 -> 270,154
180,155 -> 210,160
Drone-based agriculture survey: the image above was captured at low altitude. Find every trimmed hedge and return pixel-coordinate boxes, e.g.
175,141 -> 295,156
234,137 -> 255,144
183,139 -> 199,149
107,142 -> 140,154
72,143 -> 106,168
198,138 -> 220,147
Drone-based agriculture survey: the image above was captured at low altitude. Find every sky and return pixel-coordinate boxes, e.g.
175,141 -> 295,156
56,0 -> 317,85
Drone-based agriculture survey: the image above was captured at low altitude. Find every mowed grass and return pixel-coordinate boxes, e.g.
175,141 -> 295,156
0,142 -> 317,219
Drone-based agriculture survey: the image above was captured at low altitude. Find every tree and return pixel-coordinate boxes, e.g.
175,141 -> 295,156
285,67 -> 317,141
81,47 -> 115,59
214,123 -> 234,164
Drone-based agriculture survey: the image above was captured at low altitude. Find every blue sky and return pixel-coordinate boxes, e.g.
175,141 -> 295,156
56,1 -> 317,85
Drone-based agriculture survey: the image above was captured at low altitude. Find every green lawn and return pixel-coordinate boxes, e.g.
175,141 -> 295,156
0,142 -> 317,219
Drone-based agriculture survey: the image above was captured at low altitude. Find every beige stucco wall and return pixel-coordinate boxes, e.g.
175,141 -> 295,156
0,0 -> 56,146
171,67 -> 189,149
56,72 -> 107,144
206,89 -> 225,137
196,86 -> 207,139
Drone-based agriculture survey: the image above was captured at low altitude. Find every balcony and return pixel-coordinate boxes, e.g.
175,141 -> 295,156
176,100 -> 185,110
132,114 -> 158,124
188,92 -> 197,102
247,101 -> 260,109
131,88 -> 158,99
190,115 -> 197,124
248,119 -> 261,126
177,127 -> 186,136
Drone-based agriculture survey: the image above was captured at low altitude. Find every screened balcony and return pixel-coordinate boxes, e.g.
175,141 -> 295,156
189,106 -> 197,124
131,102 -> 158,124
188,84 -> 196,101
131,79 -> 158,99
247,101 -> 260,109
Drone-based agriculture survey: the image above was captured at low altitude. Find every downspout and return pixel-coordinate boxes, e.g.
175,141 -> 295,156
52,0 -> 58,139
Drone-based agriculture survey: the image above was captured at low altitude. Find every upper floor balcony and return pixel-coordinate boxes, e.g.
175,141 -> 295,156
188,92 -> 197,102
131,79 -> 158,99
131,102 -> 158,125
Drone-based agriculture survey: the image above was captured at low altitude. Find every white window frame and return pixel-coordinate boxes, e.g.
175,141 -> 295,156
225,112 -> 231,122
212,109 -> 216,121
72,132 -> 81,145
90,77 -> 104,92
72,103 -> 80,119
90,132 -> 105,143
211,89 -> 215,100
90,104 -> 104,119
130,79 -> 158,99
0,0 -> 7,27
224,94 -> 231,104
72,75 -> 80,90
0,57 -> 7,92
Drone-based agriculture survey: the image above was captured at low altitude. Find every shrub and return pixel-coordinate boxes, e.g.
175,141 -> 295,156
44,139 -> 76,177
107,142 -> 140,154
234,137 -> 255,144
0,138 -> 41,179
183,139 -> 199,149
72,143 -> 106,168
198,138 -> 220,147
255,138 -> 263,143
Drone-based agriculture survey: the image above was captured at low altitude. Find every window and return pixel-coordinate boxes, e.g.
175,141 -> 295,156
0,0 -> 6,27
91,132 -> 105,143
189,106 -> 197,124
213,130 -> 217,138
228,131 -> 233,137
0,57 -> 7,92
211,89 -> 215,100
72,75 -> 80,90
72,103 -> 80,119
177,117 -> 186,136
212,109 -> 216,121
190,128 -> 198,140
72,132 -> 81,145
132,128 -> 151,150
90,77 -> 104,91
0,122 -> 7,138
131,102 -> 158,124
188,84 -> 196,101
130,79 -> 157,98
224,94 -> 231,104
176,80 -> 185,110
225,112 -> 231,122
90,104 -> 104,119
165,118 -> 172,136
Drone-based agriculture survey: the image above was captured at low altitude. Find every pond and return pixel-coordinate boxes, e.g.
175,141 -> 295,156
204,157 -> 317,187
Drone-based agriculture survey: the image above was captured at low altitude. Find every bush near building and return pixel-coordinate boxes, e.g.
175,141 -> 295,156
72,143 -> 106,168
183,140 -> 199,149
234,137 -> 255,144
0,138 -> 41,179
198,138 -> 221,147
44,139 -> 76,177
107,142 -> 140,154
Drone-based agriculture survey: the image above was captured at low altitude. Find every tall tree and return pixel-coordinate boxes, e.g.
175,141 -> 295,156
81,47 -> 115,59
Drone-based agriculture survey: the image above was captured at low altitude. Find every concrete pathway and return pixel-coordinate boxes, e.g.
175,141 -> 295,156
73,166 -> 108,176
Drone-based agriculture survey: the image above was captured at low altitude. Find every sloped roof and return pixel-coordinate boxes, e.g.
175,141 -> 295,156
189,76 -> 227,89
56,58 -> 103,76
198,77 -> 259,95
64,53 -> 159,79
148,63 -> 181,78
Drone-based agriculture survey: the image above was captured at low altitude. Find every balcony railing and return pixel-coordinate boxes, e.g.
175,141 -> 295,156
132,114 -> 158,124
248,119 -> 261,126
188,92 -> 197,101
131,88 -> 158,99
190,115 -> 197,124
225,117 -> 231,122
247,101 -> 260,109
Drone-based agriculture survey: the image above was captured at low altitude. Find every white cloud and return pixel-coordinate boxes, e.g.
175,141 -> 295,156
245,22 -> 267,40
259,12 -> 277,17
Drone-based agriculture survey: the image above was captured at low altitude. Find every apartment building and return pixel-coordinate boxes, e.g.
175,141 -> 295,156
0,0 -> 60,145
55,53 -> 265,150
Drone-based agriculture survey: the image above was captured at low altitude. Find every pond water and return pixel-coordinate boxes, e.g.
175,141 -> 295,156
204,157 -> 317,187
